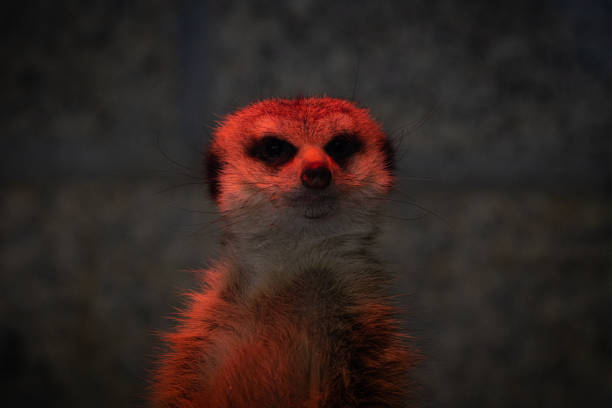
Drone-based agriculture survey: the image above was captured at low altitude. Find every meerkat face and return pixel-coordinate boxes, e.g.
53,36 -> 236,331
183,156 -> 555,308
206,97 -> 394,237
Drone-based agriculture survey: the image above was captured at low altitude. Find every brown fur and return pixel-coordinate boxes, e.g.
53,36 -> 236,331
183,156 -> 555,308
151,97 -> 417,407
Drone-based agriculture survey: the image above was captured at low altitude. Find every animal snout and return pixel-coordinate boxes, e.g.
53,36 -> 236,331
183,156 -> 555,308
301,163 -> 331,189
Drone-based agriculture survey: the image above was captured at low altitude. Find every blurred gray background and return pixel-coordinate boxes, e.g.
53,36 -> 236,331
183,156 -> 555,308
2,0 -> 611,406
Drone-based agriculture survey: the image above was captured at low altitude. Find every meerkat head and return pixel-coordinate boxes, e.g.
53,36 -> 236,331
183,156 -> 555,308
205,97 -> 394,240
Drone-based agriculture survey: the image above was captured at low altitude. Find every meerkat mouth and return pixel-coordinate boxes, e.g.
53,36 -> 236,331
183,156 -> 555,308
303,205 -> 332,219
286,192 -> 337,219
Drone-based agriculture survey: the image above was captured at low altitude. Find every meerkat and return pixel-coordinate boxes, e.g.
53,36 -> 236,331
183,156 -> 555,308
152,97 -> 416,407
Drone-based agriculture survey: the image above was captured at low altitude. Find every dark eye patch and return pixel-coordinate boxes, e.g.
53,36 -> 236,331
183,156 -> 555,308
324,133 -> 363,167
247,135 -> 297,167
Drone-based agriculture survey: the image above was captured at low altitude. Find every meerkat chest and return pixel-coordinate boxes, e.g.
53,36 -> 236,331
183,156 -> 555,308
202,272 -> 349,402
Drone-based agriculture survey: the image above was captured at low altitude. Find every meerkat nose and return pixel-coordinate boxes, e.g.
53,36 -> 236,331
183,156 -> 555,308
301,162 -> 331,189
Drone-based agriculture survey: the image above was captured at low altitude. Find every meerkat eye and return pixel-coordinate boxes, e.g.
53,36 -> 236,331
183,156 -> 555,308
324,133 -> 363,166
247,135 -> 297,167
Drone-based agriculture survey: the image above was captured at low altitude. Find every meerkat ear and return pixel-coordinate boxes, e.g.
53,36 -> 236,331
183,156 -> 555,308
205,147 -> 222,201
380,137 -> 395,173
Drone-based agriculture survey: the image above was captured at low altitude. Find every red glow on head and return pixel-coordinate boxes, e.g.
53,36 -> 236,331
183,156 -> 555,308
207,97 -> 394,209
301,146 -> 328,165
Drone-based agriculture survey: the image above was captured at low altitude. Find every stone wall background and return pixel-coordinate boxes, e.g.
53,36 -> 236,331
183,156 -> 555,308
2,1 -> 611,406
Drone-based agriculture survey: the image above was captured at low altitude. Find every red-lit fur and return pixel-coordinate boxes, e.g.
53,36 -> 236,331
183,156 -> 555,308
152,97 -> 416,407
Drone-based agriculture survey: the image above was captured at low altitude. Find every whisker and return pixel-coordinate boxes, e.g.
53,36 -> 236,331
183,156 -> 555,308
155,132 -> 198,173
171,206 -> 218,216
369,196 -> 452,228
379,213 -> 428,222
156,182 -> 206,194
